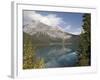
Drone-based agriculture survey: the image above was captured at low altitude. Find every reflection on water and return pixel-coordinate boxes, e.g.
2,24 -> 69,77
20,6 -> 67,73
35,45 -> 78,68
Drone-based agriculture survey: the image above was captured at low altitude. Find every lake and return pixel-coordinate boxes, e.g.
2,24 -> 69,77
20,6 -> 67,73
35,45 -> 79,68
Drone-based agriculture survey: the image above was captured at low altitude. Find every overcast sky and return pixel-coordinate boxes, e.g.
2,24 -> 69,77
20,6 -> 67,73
23,10 -> 84,35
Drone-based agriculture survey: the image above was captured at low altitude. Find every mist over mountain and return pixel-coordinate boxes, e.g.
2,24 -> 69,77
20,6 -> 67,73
23,20 -> 80,48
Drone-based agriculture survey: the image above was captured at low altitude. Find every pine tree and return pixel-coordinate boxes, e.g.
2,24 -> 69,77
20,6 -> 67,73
77,14 -> 91,66
23,32 -> 45,69
23,33 -> 34,69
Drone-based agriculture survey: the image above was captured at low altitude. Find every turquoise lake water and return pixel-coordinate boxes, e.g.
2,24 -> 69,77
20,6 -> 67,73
35,45 -> 78,68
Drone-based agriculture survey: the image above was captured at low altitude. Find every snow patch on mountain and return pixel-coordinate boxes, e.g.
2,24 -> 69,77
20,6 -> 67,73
23,20 -> 72,39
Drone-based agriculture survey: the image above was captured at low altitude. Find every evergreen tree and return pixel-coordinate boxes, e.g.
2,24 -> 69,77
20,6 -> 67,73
23,33 -> 34,69
23,32 -> 45,69
77,13 -> 91,66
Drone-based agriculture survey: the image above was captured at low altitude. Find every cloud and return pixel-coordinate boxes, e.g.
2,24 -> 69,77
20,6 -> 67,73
23,11 -> 65,27
63,25 -> 82,35
71,27 -> 82,35
68,27 -> 82,35
41,14 -> 63,27
23,11 -> 43,25
23,11 -> 82,35
64,25 -> 71,30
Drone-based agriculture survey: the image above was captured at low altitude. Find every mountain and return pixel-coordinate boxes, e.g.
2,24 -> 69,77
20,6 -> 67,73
23,20 -> 80,46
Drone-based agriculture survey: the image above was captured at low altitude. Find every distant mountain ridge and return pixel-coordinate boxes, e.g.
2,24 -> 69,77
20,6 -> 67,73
23,20 -> 80,48
24,20 -> 72,38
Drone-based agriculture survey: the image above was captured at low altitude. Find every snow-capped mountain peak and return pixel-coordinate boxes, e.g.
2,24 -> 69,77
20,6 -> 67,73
23,20 -> 72,39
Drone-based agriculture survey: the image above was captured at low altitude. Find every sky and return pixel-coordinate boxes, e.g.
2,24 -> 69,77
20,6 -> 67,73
23,10 -> 84,35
